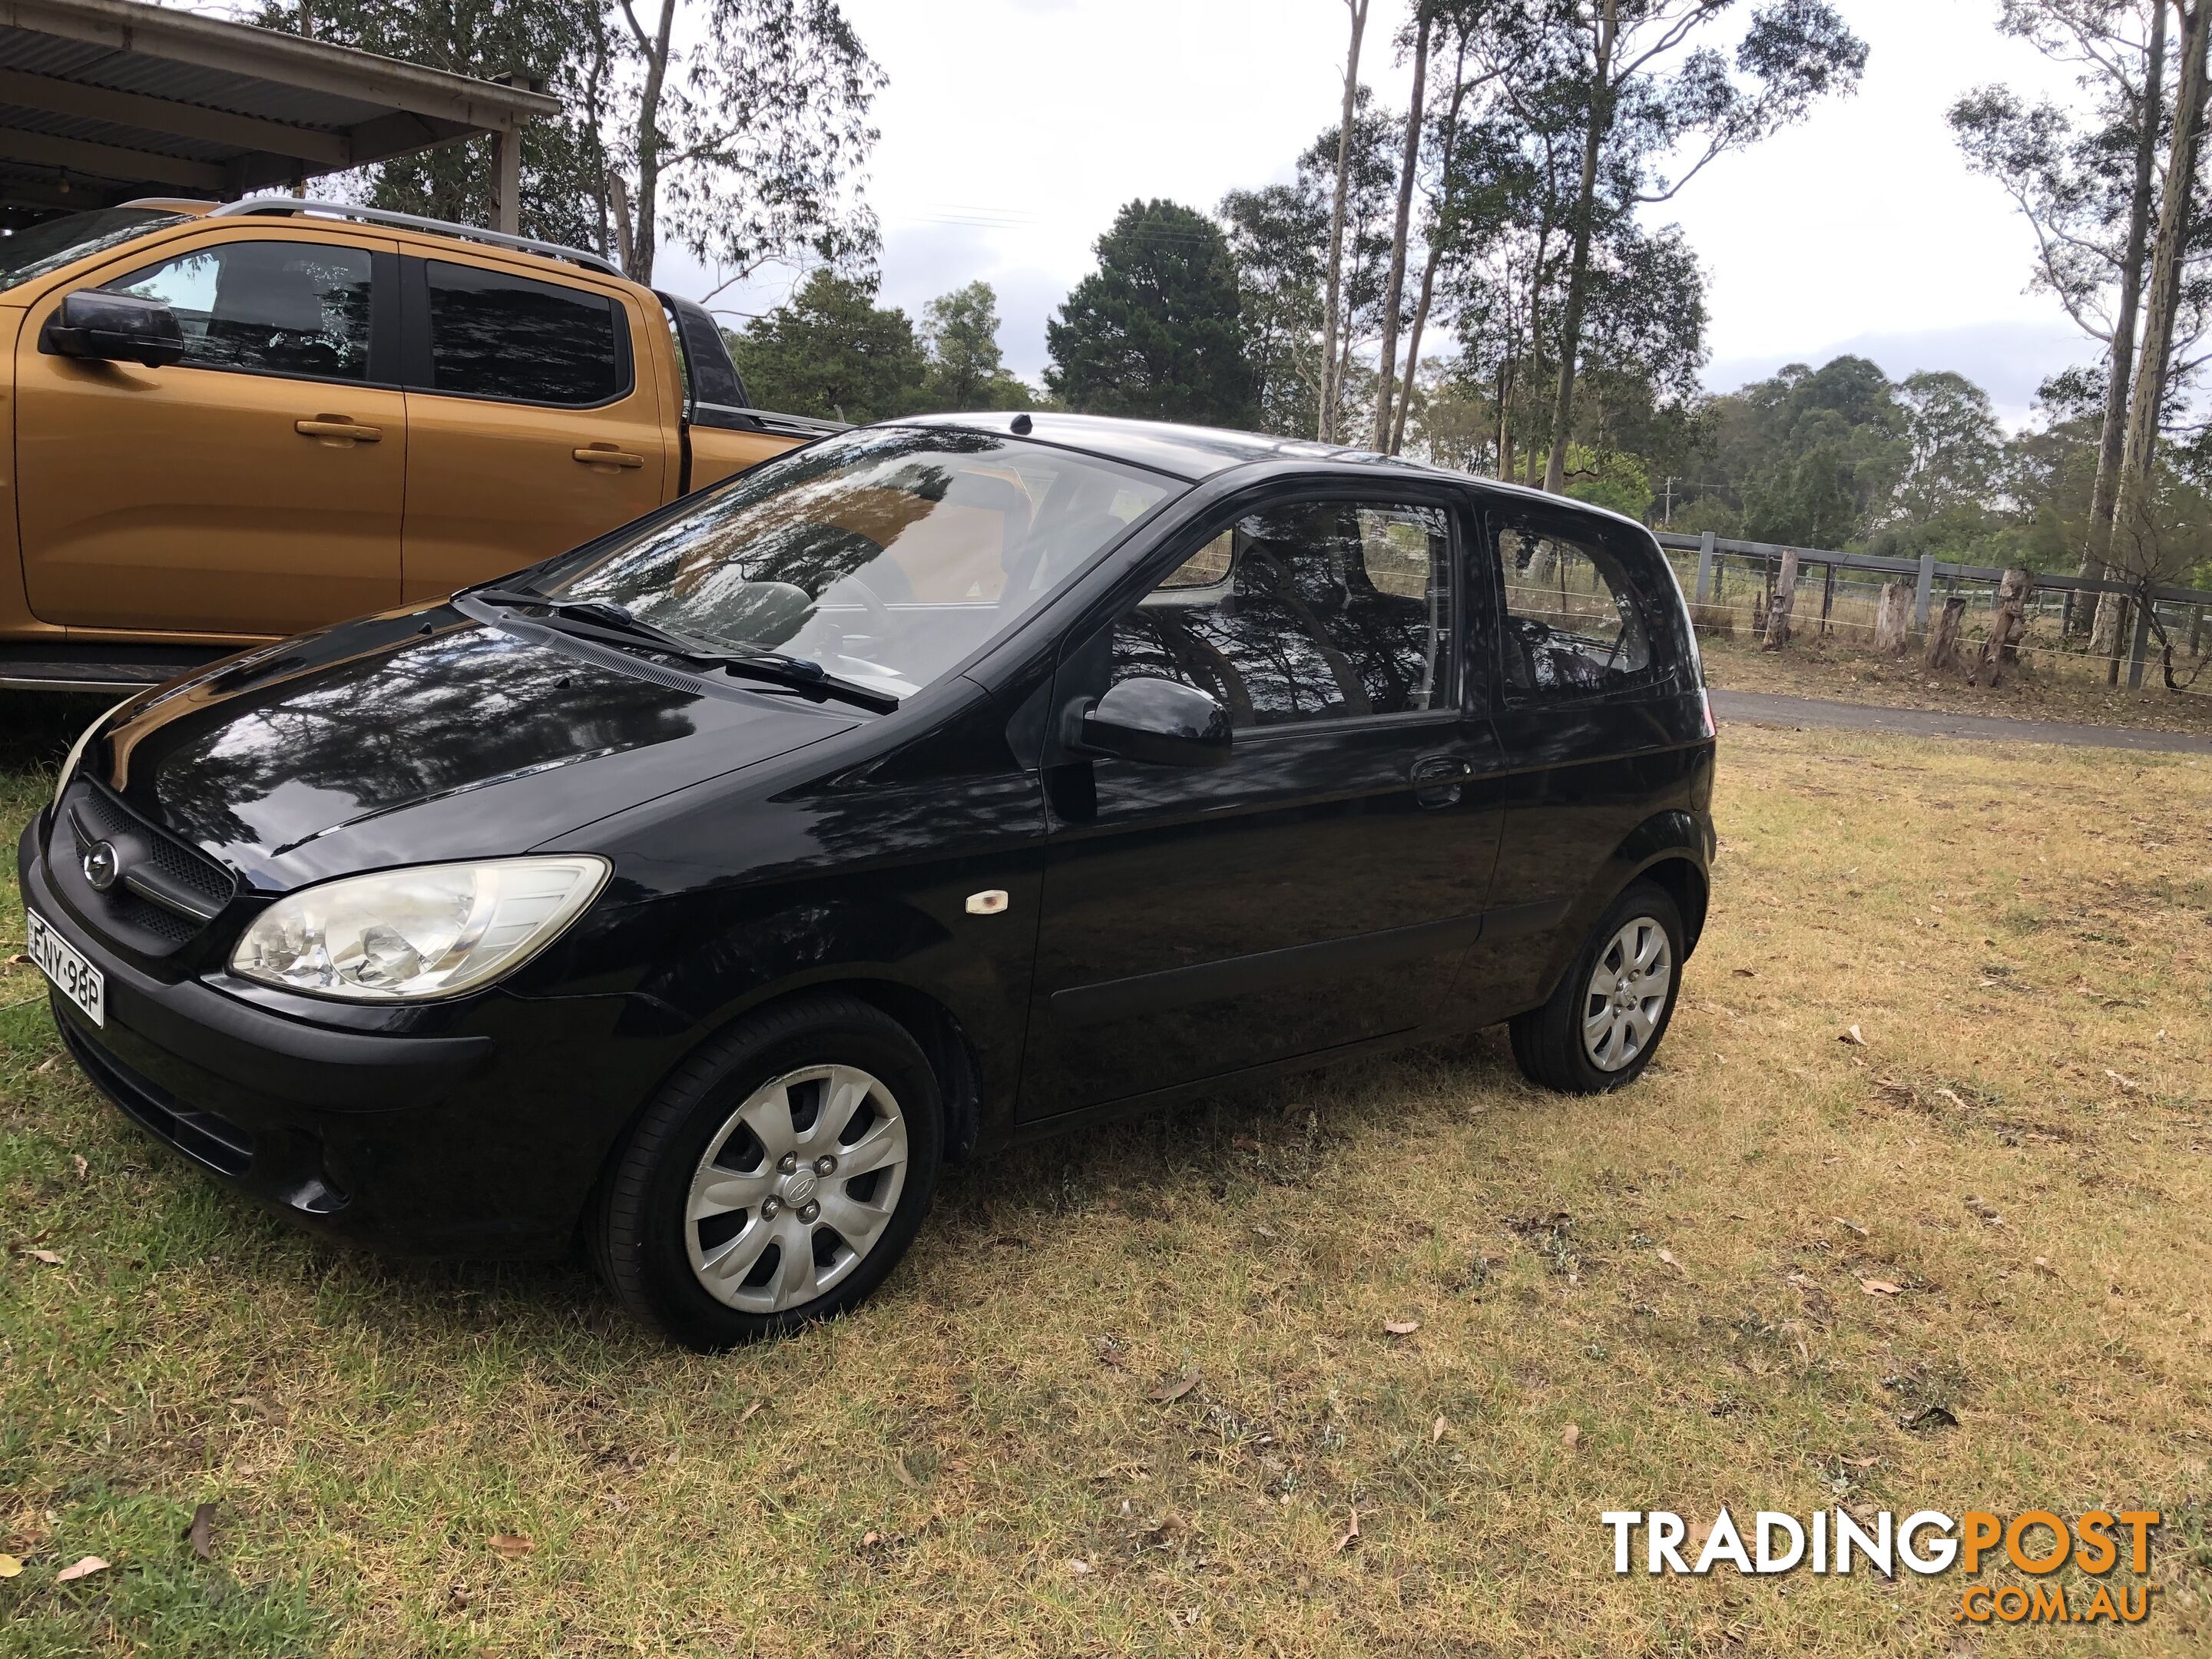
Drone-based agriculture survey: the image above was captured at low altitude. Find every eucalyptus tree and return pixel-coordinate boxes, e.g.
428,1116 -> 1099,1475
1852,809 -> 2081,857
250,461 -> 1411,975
1494,0 -> 1866,497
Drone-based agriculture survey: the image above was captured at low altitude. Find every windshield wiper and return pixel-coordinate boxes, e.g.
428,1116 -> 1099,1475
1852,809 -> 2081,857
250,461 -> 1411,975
472,586 -> 899,714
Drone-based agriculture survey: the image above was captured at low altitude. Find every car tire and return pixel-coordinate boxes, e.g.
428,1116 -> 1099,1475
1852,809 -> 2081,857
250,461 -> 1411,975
1508,880 -> 1684,1096
592,994 -> 942,1350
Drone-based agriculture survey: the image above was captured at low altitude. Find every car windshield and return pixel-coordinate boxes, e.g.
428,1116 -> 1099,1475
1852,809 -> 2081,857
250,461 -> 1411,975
0,207 -> 186,293
530,426 -> 1183,700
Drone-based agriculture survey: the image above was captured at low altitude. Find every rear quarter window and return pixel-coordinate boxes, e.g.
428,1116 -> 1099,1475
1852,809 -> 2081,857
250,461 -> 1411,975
422,260 -> 626,406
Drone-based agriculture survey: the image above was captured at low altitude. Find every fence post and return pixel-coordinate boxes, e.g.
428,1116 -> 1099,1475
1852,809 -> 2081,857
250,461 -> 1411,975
1913,552 -> 1936,632
1694,530 -> 1716,604
2127,598 -> 2153,690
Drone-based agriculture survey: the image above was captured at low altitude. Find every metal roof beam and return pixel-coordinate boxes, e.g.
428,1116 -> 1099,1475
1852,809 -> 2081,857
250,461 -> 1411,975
0,124 -> 221,188
0,65 -> 354,166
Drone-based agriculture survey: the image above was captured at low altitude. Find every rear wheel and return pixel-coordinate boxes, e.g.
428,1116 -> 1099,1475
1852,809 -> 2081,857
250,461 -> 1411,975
1508,881 -> 1683,1094
593,995 -> 942,1349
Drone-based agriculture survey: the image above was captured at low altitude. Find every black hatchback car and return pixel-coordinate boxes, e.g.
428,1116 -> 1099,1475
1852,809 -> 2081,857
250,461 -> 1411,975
22,413 -> 1714,1348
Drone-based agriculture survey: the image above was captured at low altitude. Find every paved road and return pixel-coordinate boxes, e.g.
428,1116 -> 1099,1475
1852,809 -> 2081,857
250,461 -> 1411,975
1709,688 -> 2212,756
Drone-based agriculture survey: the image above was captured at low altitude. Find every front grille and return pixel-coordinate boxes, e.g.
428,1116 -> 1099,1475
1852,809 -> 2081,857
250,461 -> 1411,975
61,1020 -> 254,1176
60,782 -> 237,949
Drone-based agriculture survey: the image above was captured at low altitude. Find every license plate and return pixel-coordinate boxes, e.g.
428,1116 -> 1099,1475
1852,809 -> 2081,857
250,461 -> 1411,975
27,907 -> 103,1028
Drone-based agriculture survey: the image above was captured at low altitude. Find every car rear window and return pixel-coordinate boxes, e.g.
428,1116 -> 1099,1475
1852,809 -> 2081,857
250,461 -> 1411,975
422,260 -> 624,405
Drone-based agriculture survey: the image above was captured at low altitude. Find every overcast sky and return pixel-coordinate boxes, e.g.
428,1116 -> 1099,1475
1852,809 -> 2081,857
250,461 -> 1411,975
653,0 -> 2094,424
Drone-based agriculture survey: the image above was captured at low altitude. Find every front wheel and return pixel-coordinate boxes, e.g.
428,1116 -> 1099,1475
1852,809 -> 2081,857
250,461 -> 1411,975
592,995 -> 942,1350
1508,881 -> 1684,1094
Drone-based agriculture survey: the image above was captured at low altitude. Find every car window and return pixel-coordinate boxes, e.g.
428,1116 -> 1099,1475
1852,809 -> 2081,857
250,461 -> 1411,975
1494,522 -> 1654,700
423,260 -> 623,405
1110,498 -> 1455,729
104,239 -> 373,381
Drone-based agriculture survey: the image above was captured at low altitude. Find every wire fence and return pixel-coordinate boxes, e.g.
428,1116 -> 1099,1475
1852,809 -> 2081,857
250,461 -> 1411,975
1654,531 -> 2212,696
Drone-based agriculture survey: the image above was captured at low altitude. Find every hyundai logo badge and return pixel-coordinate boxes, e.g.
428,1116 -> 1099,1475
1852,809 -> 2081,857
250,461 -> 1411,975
81,839 -> 120,891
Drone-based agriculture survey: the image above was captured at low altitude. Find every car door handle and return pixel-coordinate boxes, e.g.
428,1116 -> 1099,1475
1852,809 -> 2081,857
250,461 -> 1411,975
573,446 -> 644,469
295,418 -> 381,442
1411,753 -> 1473,808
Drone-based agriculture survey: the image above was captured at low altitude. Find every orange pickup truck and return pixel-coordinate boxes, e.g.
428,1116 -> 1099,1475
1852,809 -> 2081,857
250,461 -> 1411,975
0,197 -> 835,693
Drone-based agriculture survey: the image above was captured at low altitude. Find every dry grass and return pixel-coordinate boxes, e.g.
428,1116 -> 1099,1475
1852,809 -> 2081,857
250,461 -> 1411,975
2,707 -> 2209,1656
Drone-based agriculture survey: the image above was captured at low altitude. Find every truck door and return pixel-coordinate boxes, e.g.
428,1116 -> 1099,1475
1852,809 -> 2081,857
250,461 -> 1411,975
15,227 -> 406,636
396,256 -> 667,601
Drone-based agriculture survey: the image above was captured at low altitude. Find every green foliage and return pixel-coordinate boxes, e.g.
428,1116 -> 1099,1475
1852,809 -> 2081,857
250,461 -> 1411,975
1047,200 -> 1255,425
728,270 -> 924,424
919,283 -> 1033,411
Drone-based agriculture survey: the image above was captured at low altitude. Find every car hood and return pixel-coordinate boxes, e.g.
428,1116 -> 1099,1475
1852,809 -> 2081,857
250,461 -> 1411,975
91,608 -> 860,889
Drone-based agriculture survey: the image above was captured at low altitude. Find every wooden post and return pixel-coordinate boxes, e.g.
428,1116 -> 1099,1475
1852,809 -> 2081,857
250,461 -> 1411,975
1924,594 -> 1967,672
1760,548 -> 1800,651
1913,551 -> 1936,633
1694,530 -> 1716,603
2189,604 -> 2204,657
1873,581 -> 1912,653
2126,597 -> 2153,689
1971,567 -> 2032,687
490,124 -> 522,233
1819,559 -> 1836,637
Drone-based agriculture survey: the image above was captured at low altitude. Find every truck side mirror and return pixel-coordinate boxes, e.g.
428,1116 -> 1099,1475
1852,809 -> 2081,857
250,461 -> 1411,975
41,290 -> 184,367
1072,677 -> 1233,767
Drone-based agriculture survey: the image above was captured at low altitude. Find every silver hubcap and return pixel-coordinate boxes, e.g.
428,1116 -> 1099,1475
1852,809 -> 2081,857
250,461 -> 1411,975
1581,916 -> 1672,1071
684,1064 -> 909,1313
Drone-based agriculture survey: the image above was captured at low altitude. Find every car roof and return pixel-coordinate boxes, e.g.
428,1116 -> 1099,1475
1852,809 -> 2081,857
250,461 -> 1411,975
896,410 -> 1654,535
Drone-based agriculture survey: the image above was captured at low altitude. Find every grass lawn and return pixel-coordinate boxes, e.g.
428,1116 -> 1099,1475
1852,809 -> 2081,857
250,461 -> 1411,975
2,700 -> 2207,1656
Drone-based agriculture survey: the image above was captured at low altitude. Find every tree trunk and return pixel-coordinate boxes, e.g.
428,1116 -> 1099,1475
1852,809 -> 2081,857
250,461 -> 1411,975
1923,595 -> 1967,672
2103,0 -> 2210,654
1389,52 -> 1469,455
1971,568 -> 2032,687
2074,0 -> 2165,636
1542,0 -> 1616,495
1760,549 -> 1800,651
623,0 -> 680,285
608,168 -> 637,275
1319,0 -> 1371,442
1873,581 -> 1913,653
1373,6 -> 1431,449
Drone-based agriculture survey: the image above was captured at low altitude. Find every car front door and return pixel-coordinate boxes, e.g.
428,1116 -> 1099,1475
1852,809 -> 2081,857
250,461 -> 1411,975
397,255 -> 668,601
1018,485 -> 1505,1120
15,227 -> 406,636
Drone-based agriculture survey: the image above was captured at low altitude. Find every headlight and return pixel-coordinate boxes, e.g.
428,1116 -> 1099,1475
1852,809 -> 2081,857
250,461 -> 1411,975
229,857 -> 610,1002
51,699 -> 129,821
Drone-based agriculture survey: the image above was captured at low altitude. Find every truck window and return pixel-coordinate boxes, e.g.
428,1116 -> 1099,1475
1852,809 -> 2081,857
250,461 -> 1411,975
422,260 -> 624,406
102,239 -> 373,381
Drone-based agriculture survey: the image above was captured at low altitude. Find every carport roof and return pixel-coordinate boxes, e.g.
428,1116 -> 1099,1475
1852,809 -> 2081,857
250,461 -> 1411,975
0,0 -> 561,218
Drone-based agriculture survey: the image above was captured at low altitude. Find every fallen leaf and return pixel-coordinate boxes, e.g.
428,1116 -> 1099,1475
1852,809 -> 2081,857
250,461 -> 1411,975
1859,1279 -> 1902,1296
893,1455 -> 924,1489
71,1154 -> 88,1180
1231,1134 -> 1261,1152
2032,1256 -> 2061,1278
0,1555 -> 20,1578
1382,1320 -> 1421,1336
1833,1217 -> 1868,1238
1432,1416 -> 1447,1443
737,1399 -> 763,1426
184,1502 -> 215,1561
1148,1366 -> 1199,1404
2104,1068 -> 2144,1094
1561,1422 -> 1581,1451
1334,1508 -> 1361,1552
1068,1557 -> 1093,1575
55,1556 -> 108,1583
1934,1087 -> 1969,1111
1839,1025 -> 1866,1046
1902,1402 -> 1958,1431
1730,967 -> 1757,977
1657,1248 -> 1684,1273
5,952 -> 29,965
487,1534 -> 535,1558
861,1531 -> 883,1550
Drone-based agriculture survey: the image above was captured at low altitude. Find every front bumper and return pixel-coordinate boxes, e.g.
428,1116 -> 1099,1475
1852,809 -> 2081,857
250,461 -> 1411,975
20,818 -> 657,1257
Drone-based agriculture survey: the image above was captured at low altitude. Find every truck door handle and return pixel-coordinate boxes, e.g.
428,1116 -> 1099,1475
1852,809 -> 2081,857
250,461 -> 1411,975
1411,753 -> 1473,808
295,418 -> 381,442
573,446 -> 644,469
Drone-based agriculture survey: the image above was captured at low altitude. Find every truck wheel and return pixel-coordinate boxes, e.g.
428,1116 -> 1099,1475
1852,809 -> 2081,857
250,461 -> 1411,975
593,995 -> 942,1350
1508,881 -> 1684,1096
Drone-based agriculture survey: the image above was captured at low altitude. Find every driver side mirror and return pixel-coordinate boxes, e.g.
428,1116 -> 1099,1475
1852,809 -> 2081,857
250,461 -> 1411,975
1071,676 -> 1233,768
41,290 -> 184,367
